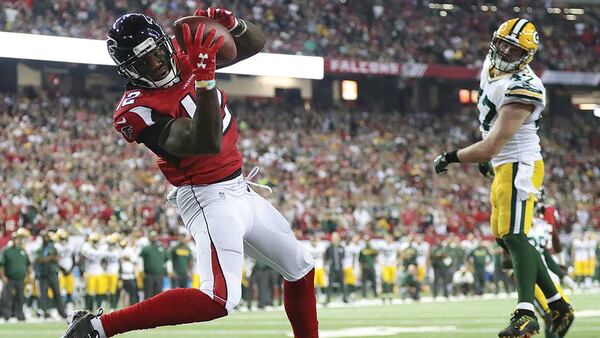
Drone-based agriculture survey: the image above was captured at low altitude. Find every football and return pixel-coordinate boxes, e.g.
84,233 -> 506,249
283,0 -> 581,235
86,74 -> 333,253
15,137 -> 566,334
173,16 -> 237,65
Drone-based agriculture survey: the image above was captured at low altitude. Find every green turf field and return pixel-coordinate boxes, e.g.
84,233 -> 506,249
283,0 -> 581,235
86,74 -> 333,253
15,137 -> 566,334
1,292 -> 598,338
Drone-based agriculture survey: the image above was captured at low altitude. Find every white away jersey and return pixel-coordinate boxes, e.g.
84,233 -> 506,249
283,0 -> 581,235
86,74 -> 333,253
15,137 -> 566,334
379,242 -> 400,267
120,246 -> 138,280
528,217 -> 553,255
80,242 -> 105,275
478,56 -> 546,166
572,238 -> 590,261
105,246 -> 122,274
55,241 -> 75,271
343,242 -> 363,270
308,242 -> 326,269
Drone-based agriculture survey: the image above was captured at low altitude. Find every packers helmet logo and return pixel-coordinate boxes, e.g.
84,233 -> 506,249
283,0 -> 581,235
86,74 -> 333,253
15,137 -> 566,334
532,31 -> 539,45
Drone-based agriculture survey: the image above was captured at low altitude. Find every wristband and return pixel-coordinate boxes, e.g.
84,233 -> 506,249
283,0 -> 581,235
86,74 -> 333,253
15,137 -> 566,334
228,17 -> 240,31
195,79 -> 216,90
445,150 -> 460,163
230,19 -> 247,38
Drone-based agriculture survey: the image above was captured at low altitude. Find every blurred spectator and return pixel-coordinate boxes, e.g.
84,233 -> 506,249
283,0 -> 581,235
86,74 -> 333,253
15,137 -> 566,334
467,241 -> 492,296
1,1 -> 599,71
430,239 -> 451,299
452,265 -> 474,296
34,230 -> 67,319
168,232 -> 192,289
139,231 -> 167,299
0,232 -> 30,321
118,239 -> 139,306
492,243 -> 514,295
252,261 -> 277,309
324,232 -> 348,303
400,264 -> 420,301
358,238 -> 378,298
0,91 -> 597,242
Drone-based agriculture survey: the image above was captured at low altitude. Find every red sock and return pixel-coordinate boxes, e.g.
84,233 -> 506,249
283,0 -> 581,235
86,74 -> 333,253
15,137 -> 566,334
100,288 -> 227,337
283,268 -> 319,338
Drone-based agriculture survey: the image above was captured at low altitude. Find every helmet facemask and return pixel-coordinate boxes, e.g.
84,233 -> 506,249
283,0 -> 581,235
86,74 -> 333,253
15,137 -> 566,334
489,35 -> 535,73
107,14 -> 183,89
115,35 -> 182,88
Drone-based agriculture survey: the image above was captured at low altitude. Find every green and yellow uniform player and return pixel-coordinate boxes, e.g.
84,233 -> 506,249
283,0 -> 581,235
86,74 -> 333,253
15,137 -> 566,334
104,233 -> 122,309
342,235 -> 362,293
80,232 -> 106,311
379,235 -> 399,302
595,239 -> 600,283
309,238 -> 326,292
55,229 -> 76,305
434,18 -> 574,338
529,212 -> 571,338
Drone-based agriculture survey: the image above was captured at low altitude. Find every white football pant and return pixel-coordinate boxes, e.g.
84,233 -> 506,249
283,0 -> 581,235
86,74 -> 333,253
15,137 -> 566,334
175,171 -> 314,313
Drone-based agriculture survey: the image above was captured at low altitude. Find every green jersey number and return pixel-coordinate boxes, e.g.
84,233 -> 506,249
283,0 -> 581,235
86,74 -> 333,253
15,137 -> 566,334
478,88 -> 497,132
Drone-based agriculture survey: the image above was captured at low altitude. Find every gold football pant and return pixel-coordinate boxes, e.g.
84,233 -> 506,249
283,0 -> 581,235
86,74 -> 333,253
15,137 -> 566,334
490,160 -> 544,237
343,267 -> 357,286
314,268 -> 327,288
382,266 -> 397,284
59,272 -> 74,294
85,274 -> 108,295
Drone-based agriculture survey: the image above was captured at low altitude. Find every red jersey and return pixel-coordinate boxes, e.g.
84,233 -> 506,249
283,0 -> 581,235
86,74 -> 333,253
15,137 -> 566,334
543,204 -> 558,228
113,41 -> 242,186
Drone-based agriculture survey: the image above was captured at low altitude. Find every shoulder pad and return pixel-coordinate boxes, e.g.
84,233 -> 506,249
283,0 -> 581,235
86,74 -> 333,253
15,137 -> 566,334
505,73 -> 545,104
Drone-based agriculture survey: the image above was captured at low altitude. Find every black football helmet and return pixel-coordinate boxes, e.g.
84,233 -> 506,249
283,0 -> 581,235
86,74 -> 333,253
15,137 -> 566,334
107,13 -> 181,88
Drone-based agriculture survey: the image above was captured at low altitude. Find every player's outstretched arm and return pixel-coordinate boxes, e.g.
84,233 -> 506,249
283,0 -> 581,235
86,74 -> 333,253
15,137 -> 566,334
227,20 -> 267,64
158,24 -> 224,156
434,102 -> 533,173
194,7 -> 266,68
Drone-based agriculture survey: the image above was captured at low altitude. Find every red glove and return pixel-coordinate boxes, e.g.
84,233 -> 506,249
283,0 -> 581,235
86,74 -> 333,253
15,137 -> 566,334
194,7 -> 239,31
181,23 -> 224,89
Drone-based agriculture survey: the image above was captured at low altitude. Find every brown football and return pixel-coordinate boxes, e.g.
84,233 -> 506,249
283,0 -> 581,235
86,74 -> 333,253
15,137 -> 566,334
173,16 -> 237,65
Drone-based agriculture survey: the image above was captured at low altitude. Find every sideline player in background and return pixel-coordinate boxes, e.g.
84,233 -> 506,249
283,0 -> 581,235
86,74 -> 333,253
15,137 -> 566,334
62,8 -> 317,338
79,233 -> 106,312
342,234 -> 362,299
529,208 -> 572,338
434,18 -> 574,338
104,233 -> 122,310
309,235 -> 327,298
379,234 -> 399,303
55,229 -> 76,312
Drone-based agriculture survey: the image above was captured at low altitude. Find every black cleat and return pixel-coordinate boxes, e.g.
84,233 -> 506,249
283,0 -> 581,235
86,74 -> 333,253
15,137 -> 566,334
498,310 -> 540,338
61,308 -> 103,338
549,300 -> 575,337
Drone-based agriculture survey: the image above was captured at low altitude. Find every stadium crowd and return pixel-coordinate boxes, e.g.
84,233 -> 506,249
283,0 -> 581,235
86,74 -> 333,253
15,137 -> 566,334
1,0 -> 600,71
0,90 -> 598,318
0,91 -> 598,240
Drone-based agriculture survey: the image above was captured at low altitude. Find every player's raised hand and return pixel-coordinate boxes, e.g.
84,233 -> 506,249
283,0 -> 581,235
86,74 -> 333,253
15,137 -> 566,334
194,7 -> 239,31
181,23 -> 224,84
